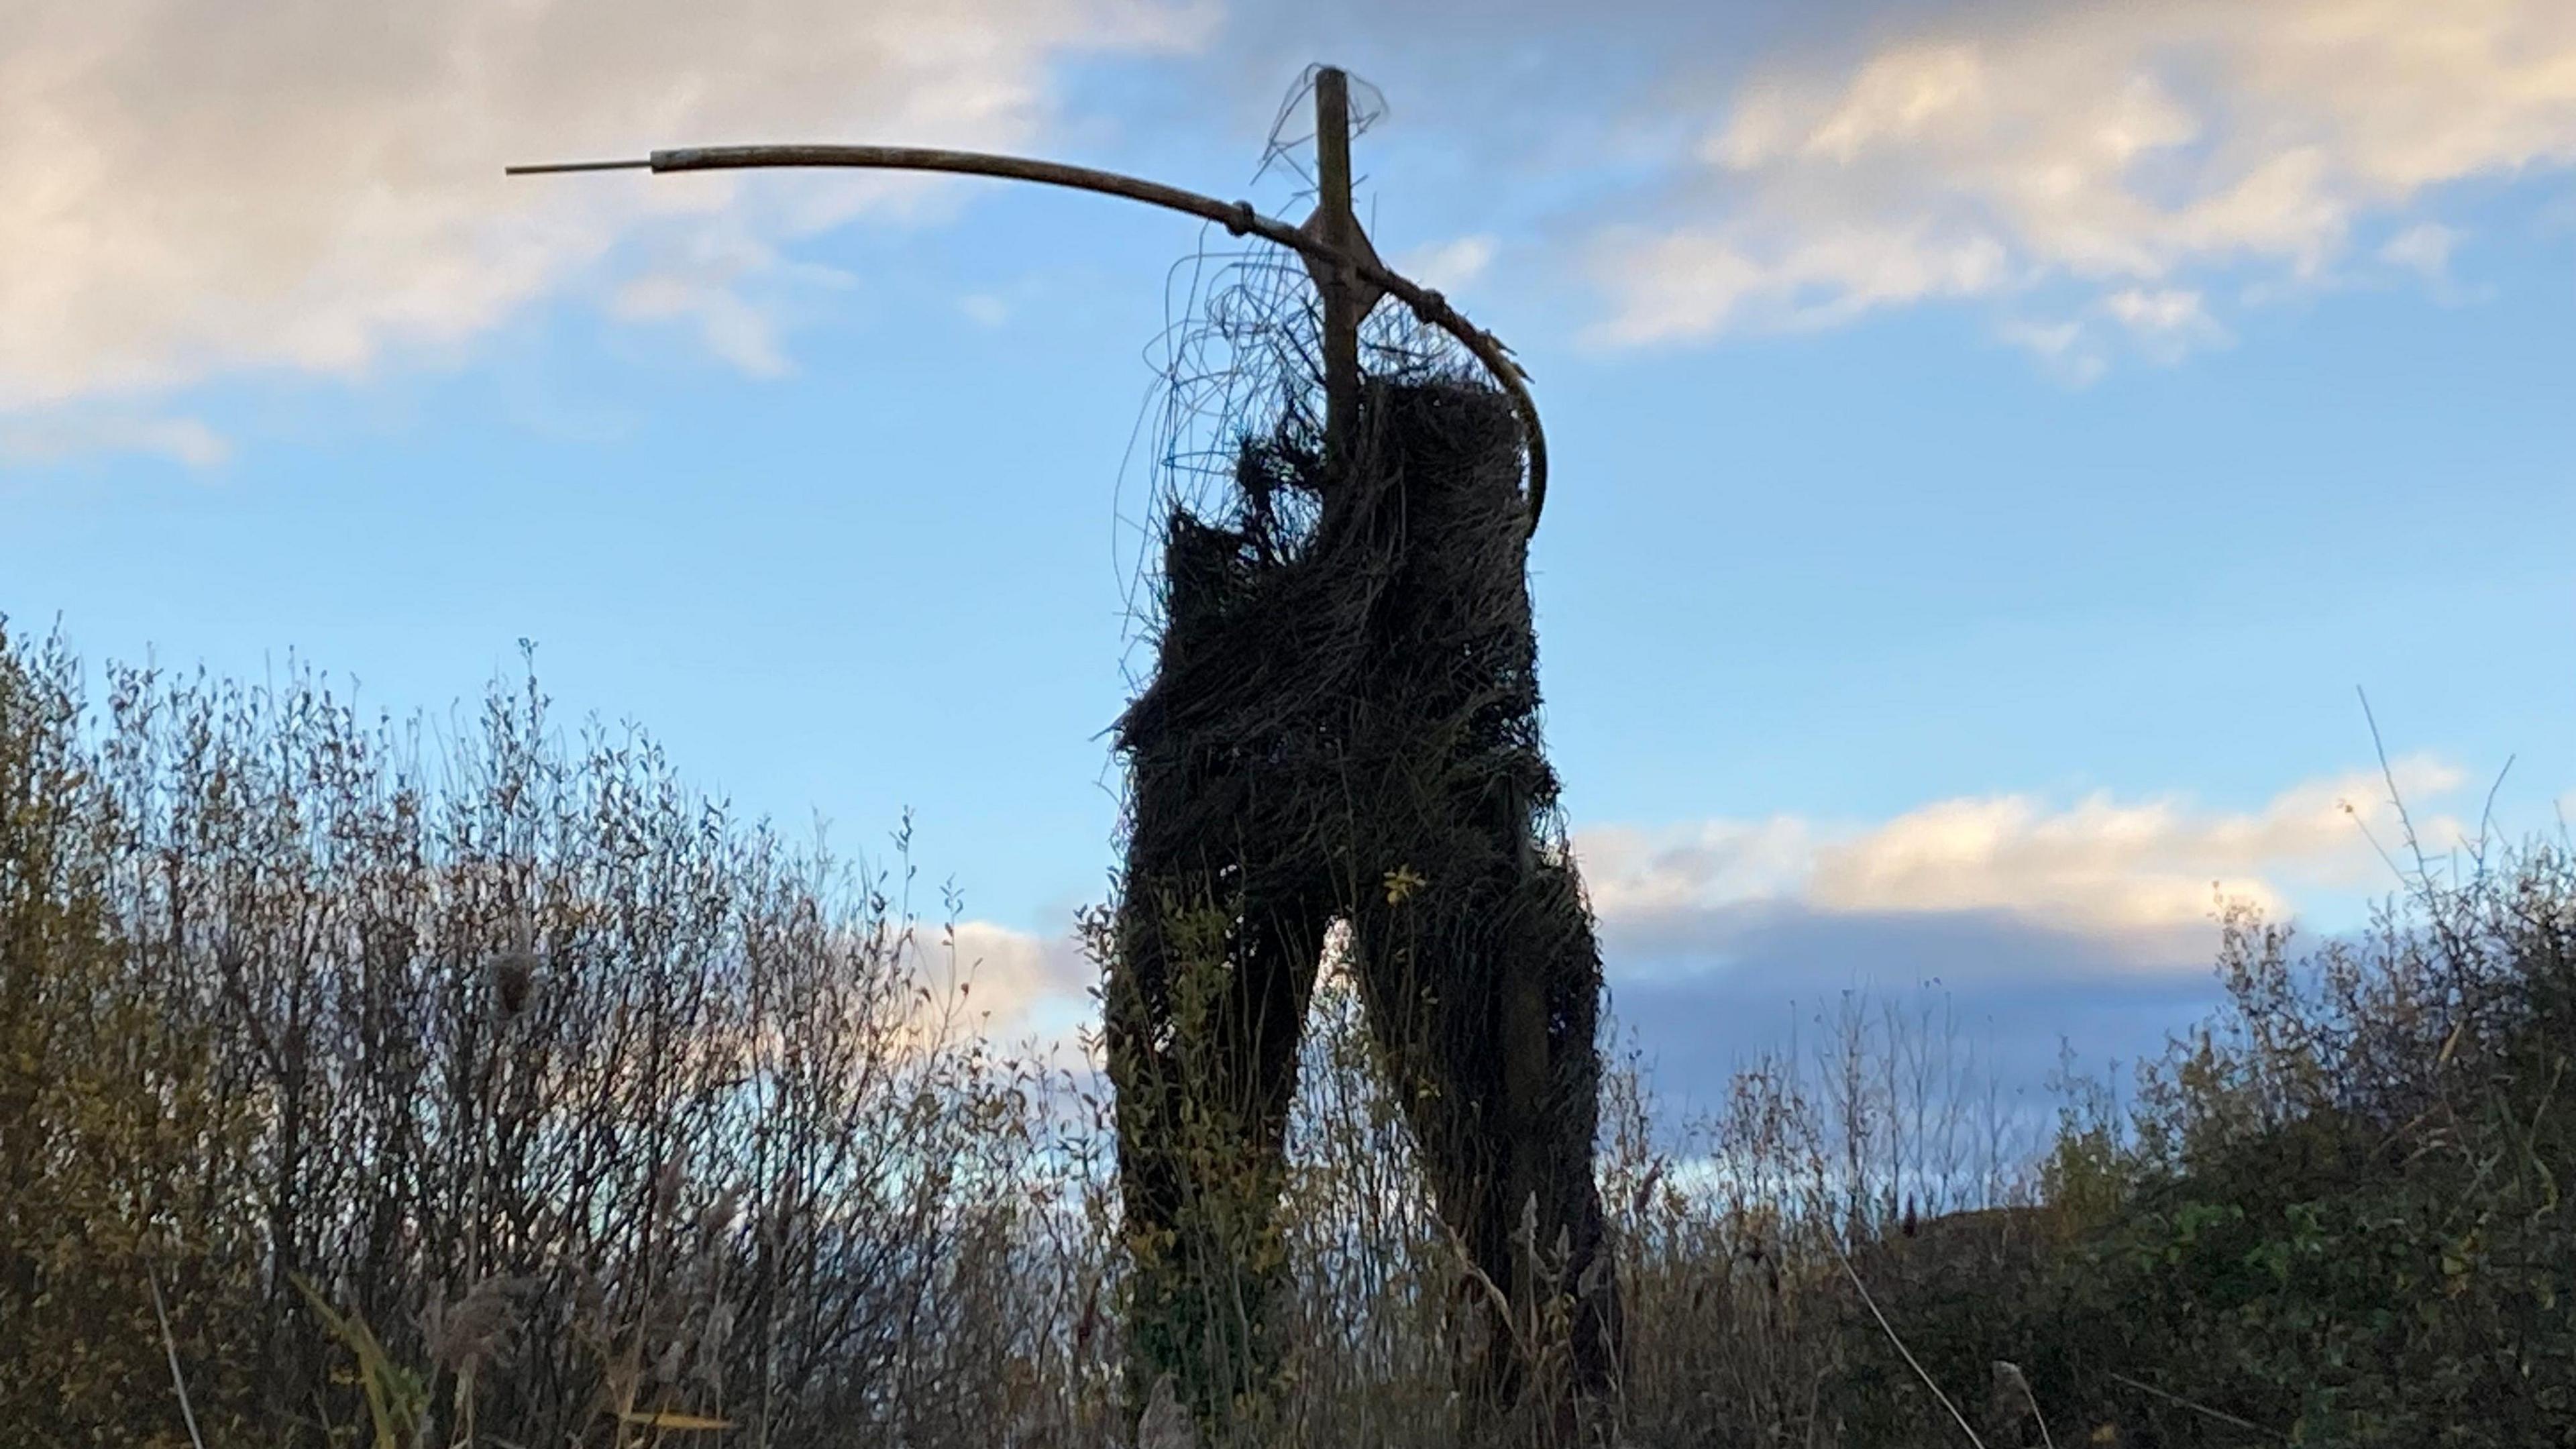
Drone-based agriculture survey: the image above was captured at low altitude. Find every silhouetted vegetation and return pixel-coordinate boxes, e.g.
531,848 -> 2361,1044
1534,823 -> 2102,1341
5,619 -> 2569,1446
1834,867 -> 2576,1446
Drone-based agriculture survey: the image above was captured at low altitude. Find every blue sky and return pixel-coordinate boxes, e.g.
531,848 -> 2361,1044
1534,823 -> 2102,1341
5,0 -> 2572,1113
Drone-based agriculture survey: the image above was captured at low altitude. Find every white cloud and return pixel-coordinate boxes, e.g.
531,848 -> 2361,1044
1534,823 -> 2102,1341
613,274 -> 794,378
899,761 -> 2497,1048
2104,287 -> 2214,338
1996,315 -> 2107,386
0,411 -> 229,469
1578,757 -> 2473,973
883,760 -> 2539,1094
918,920 -> 1099,1057
0,0 -> 1206,423
604,223 -> 857,378
1397,234 -> 1498,295
2380,221 -> 2465,285
1598,223 -> 2009,341
958,293 -> 1014,328
2103,286 -> 2231,361
1595,0 -> 2576,355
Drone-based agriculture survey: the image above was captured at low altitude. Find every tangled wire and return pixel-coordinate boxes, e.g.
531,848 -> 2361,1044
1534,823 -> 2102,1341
1119,68 -> 1479,647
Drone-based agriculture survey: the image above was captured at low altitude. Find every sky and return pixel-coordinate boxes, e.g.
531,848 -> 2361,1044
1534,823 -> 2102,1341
4,0 -> 2573,1119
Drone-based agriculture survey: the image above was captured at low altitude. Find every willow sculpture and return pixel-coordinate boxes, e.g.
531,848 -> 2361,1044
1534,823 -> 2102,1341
513,64 -> 1619,1440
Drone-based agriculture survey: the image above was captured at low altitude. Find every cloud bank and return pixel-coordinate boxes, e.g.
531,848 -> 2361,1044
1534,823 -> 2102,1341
1574,757 -> 2483,1110
1595,0 -> 2576,361
0,0 -> 1203,417
928,919 -> 1101,1057
943,759 -> 2483,1111
15,0 -> 2576,435
1578,755 -> 2465,975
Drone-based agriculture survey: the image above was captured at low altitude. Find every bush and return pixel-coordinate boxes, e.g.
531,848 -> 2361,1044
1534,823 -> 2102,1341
1845,865 -> 2576,1447
0,623 -> 1105,1448
8,616 -> 2570,1448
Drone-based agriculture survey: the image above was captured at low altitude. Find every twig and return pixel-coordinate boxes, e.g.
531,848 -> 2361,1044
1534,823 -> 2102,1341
148,1268 -> 210,1449
2106,1371 -> 2286,1442
1829,1238 -> 1986,1447
1994,1362 -> 2056,1449
2359,687 -> 2434,890
2474,753 -> 2517,873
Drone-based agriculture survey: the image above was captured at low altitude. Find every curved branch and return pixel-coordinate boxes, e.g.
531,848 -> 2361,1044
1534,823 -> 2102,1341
512,144 -> 1547,531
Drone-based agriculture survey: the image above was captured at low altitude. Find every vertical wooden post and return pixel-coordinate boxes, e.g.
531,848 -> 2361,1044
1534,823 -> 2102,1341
1311,66 -> 1362,468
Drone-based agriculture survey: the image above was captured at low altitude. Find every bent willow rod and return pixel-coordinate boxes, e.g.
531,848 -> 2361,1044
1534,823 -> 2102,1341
508,140 -> 1548,530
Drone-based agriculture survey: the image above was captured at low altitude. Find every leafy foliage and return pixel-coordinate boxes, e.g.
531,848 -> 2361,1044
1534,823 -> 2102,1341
1835,867 -> 2576,1447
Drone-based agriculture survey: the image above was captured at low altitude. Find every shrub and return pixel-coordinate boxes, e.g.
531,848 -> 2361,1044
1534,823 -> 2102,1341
0,623 -> 1104,1448
1845,861 -> 2576,1447
10,616 -> 2569,1449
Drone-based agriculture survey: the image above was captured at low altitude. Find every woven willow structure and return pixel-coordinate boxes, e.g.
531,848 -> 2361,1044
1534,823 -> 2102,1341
1109,374 -> 1619,1434
512,62 -> 1617,1441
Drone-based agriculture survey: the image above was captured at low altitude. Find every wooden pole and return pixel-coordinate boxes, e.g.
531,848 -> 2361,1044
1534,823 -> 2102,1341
1311,66 -> 1362,468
